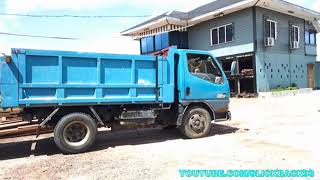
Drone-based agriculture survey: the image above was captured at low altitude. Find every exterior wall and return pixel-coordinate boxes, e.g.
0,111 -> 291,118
315,62 -> 320,89
188,8 -> 254,57
255,53 -> 315,91
305,45 -> 317,56
255,7 -> 317,92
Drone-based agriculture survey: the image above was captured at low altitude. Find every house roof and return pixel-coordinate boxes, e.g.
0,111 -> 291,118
121,0 -> 320,37
188,0 -> 245,18
120,11 -> 188,34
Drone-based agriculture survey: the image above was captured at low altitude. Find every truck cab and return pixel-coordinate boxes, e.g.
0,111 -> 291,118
161,48 -> 231,139
173,49 -> 230,118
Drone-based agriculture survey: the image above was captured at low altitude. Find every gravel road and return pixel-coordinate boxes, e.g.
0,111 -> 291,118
1,91 -> 319,179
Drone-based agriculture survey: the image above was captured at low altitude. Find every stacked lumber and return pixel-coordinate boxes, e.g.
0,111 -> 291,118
237,92 -> 256,98
0,109 -> 53,137
0,124 -> 53,137
0,109 -> 22,125
241,69 -> 254,76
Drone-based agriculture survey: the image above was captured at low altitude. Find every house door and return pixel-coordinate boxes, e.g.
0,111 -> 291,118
307,64 -> 314,89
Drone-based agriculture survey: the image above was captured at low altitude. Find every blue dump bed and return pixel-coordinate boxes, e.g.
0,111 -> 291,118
0,49 -> 174,108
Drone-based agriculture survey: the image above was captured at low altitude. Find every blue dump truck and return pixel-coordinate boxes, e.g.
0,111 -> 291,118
0,47 -> 231,153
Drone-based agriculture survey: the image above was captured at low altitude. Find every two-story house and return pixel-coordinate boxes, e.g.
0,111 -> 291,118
121,0 -> 320,96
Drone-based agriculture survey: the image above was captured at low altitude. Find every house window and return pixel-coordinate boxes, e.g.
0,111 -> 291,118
210,23 -> 233,45
141,36 -> 155,54
155,34 -> 162,51
265,19 -> 277,39
291,25 -> 300,42
155,32 -> 169,51
141,38 -> 147,54
147,36 -> 154,52
305,30 -> 317,45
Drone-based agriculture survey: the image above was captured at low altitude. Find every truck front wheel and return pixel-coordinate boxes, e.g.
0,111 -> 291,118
179,107 -> 212,139
54,113 -> 97,154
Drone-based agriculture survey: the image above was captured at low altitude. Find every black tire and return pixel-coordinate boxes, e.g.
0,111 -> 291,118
179,107 -> 212,139
54,113 -> 97,154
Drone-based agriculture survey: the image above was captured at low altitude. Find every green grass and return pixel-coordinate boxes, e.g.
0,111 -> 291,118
271,86 -> 299,92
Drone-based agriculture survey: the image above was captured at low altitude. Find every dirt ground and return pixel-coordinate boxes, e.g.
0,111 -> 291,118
0,91 -> 319,180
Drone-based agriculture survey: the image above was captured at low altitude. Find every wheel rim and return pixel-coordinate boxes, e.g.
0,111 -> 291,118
63,120 -> 91,147
188,114 -> 206,134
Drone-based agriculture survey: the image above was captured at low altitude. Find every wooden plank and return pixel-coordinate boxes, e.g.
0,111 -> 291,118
0,125 -> 38,137
0,108 -> 20,112
0,119 -> 23,125
18,124 -> 39,130
0,121 -> 31,130
15,129 -> 53,137
0,128 -> 21,136
1,117 -> 6,123
0,125 -> 52,137
0,114 -> 20,118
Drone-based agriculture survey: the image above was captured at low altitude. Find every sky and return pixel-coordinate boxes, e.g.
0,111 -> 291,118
0,0 -> 319,59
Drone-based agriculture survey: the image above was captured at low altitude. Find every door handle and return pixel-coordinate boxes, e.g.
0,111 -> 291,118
186,87 -> 191,96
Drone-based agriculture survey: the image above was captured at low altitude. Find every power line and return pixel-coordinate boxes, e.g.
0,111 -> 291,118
0,32 -> 78,40
0,13 -> 151,18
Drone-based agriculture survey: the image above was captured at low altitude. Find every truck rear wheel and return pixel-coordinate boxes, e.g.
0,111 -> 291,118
54,113 -> 97,154
179,107 -> 211,139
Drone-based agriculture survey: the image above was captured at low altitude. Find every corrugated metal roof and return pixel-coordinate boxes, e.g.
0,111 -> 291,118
188,0 -> 244,18
121,11 -> 189,33
121,12 -> 168,33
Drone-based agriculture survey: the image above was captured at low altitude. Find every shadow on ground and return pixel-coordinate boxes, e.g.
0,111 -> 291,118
0,123 -> 244,161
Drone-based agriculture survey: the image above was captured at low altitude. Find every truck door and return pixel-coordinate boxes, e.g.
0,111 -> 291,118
182,52 -> 229,102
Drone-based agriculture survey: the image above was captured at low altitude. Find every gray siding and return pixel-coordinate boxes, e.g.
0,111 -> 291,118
188,8 -> 254,56
256,7 -> 305,54
305,45 -> 317,56
316,62 -> 320,89
255,7 -> 317,92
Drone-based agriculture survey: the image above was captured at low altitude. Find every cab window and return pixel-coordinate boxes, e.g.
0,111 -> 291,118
187,53 -> 224,84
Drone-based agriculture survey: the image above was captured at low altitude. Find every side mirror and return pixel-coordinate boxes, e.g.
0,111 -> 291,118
5,56 -> 11,64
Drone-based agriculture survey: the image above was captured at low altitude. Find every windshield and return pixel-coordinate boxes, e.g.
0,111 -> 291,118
187,54 -> 223,84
